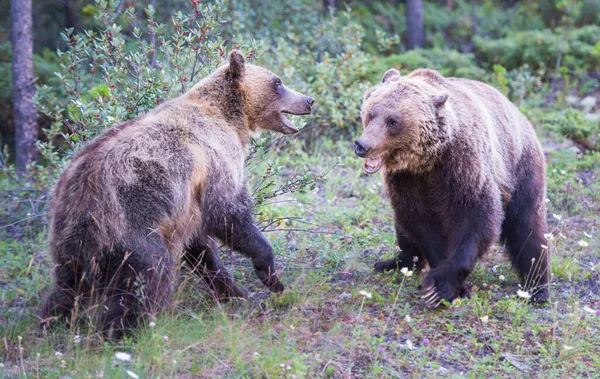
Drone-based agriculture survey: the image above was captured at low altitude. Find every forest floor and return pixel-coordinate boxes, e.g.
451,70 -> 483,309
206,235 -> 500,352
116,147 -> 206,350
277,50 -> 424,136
1,133 -> 599,378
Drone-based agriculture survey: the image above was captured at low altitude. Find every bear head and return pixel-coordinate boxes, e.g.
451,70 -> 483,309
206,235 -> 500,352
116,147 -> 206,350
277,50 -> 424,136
220,50 -> 314,135
355,68 -> 452,174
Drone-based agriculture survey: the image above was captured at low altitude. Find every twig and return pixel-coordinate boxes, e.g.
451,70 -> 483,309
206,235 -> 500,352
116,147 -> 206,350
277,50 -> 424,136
0,212 -> 49,229
262,227 -> 348,237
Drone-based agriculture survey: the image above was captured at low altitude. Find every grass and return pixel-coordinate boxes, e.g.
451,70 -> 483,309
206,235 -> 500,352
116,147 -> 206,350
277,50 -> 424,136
1,130 -> 600,377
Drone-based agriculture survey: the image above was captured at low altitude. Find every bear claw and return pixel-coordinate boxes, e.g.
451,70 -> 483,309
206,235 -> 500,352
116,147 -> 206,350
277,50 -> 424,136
421,285 -> 442,309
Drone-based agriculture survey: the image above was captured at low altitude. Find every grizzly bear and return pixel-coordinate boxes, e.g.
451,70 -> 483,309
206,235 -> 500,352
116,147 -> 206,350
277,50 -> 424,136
40,50 -> 314,338
355,68 -> 550,307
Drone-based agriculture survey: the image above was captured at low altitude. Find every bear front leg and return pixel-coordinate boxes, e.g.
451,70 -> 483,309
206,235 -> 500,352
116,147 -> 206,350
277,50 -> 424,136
421,233 -> 481,309
374,235 -> 426,273
212,212 -> 284,293
184,236 -> 250,299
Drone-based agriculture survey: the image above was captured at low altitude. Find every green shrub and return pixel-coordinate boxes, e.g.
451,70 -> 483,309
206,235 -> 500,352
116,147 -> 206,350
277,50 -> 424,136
544,108 -> 600,152
352,1 -> 405,53
474,26 -> 600,73
36,0 -> 232,170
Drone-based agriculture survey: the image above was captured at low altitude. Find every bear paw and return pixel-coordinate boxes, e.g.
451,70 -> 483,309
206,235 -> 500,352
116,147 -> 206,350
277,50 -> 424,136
421,272 -> 468,309
374,258 -> 400,273
269,280 -> 285,293
530,287 -> 550,303
421,282 -> 471,309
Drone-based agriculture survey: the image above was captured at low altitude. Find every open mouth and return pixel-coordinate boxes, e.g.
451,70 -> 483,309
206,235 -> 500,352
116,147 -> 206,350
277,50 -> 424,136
363,156 -> 383,174
280,109 -> 312,134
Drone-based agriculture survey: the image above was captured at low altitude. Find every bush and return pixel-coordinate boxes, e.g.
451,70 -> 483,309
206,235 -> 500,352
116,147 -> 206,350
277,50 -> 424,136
36,0 -> 232,171
544,108 -> 600,153
474,26 -> 600,73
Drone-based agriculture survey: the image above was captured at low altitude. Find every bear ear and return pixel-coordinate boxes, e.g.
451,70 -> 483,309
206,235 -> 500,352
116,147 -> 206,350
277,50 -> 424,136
226,50 -> 245,81
381,68 -> 401,83
433,92 -> 449,107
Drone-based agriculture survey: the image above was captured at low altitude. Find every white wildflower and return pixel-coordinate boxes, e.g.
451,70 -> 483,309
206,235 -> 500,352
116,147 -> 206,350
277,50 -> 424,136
404,314 -> 412,323
163,335 -> 169,342
405,340 -> 414,350
552,214 -> 562,221
359,290 -> 372,299
401,267 -> 413,277
578,240 -> 589,248
126,370 -> 139,379
563,345 -> 574,351
114,352 -> 132,362
149,321 -> 156,328
517,290 -> 532,299
499,275 -> 505,281
54,351 -> 64,358
583,306 -> 597,314
543,233 -> 554,241
73,335 -> 81,344
480,315 -> 489,323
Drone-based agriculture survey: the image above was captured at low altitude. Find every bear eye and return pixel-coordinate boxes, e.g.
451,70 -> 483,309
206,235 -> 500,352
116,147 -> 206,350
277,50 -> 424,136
387,118 -> 399,128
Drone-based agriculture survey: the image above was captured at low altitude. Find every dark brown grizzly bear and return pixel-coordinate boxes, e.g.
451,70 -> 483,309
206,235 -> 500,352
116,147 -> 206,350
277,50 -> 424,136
355,68 -> 550,307
40,50 -> 314,338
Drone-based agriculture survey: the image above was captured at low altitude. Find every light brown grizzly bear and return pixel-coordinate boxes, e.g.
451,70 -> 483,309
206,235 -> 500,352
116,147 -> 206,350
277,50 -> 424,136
355,68 -> 550,307
40,50 -> 314,339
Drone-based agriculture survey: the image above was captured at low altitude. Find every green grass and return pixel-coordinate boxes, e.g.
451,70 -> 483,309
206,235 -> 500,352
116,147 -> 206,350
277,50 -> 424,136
1,134 -> 600,378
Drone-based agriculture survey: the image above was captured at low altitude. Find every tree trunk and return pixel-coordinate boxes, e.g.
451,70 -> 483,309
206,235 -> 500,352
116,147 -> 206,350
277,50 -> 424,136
63,0 -> 79,34
406,0 -> 424,50
322,0 -> 335,15
11,0 -> 38,175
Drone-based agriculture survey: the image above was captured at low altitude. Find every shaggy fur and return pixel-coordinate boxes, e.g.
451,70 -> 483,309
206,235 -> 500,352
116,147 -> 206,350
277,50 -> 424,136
40,51 -> 314,339
355,68 -> 550,307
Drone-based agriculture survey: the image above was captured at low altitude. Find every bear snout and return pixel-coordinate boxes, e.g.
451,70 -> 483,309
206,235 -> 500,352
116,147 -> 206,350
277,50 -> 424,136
354,139 -> 370,157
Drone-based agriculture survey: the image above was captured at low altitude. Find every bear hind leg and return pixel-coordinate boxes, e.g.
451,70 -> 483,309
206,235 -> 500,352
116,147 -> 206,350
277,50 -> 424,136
502,173 -> 550,303
99,237 -> 175,340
